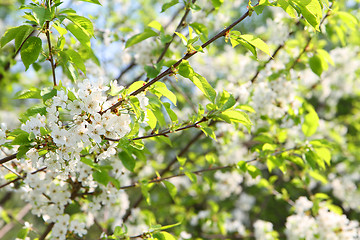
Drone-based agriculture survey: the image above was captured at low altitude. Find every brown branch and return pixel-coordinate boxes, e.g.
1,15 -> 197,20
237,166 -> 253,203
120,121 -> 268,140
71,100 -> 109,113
0,153 -> 17,165
0,166 -> 47,189
45,21 -> 57,86
39,222 -> 55,240
105,117 -> 207,142
155,0 -> 197,64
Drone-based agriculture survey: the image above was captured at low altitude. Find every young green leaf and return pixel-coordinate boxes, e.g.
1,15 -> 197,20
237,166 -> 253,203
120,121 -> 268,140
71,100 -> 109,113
164,181 -> 177,200
66,15 -> 94,37
118,151 -> 136,172
65,49 -> 86,73
161,0 -> 179,13
21,36 -> 42,70
78,0 -> 102,5
191,73 -> 216,103
125,29 -> 158,48
302,106 -> 319,137
66,23 -> 91,48
240,34 -> 271,57
290,0 -> 322,31
153,231 -> 177,240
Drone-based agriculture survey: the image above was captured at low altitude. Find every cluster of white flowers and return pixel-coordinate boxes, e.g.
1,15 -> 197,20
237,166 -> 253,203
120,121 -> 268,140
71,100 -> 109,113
0,79 -> 150,239
285,197 -> 360,240
330,163 -> 360,211
214,170 -> 243,199
224,193 -> 255,235
250,77 -> 298,119
254,220 -> 276,240
23,79 -> 135,172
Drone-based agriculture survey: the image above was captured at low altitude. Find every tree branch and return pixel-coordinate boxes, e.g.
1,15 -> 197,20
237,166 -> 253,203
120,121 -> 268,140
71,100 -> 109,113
105,117 -> 207,142
121,130 -> 204,223
105,7 -> 252,113
45,21 -> 57,86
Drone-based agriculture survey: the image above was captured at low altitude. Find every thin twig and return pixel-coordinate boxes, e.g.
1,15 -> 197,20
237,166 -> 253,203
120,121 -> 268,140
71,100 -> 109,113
105,117 -> 207,142
45,21 -> 57,86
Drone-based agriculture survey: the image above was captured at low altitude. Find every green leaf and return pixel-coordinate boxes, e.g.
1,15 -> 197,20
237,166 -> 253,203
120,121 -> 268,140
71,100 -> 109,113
221,110 -> 252,130
161,0 -> 179,13
20,36 -> 42,70
153,82 -> 177,105
53,22 -> 68,36
240,34 -> 271,57
146,109 -> 157,129
65,49 -> 86,73
220,94 -> 236,112
1,25 -> 31,48
290,0 -> 322,31
144,65 -> 160,79
140,181 -> 151,205
185,171 -> 197,183
164,181 -> 177,200
163,102 -> 178,122
118,151 -> 136,172
191,73 -> 216,103
4,173 -> 18,181
15,25 -> 34,52
309,170 -> 328,184
17,145 -> 32,159
246,164 -> 261,178
304,151 -> 320,169
148,20 -> 164,32
200,126 -> 217,140
15,88 -> 42,99
278,0 -> 297,18
93,169 -> 110,186
125,29 -> 158,48
314,147 -> 331,166
127,81 -> 146,95
178,60 -> 195,78
17,227 -> 29,239
12,132 -> 31,145
237,105 -> 256,113
66,23 -> 91,48
211,0 -> 224,9
176,156 -> 186,166
77,0 -> 102,5
33,6 -> 52,26
66,14 -> 94,37
175,32 -> 188,45
309,54 -> 323,76
153,231 -> 177,240
189,22 -> 208,41
301,106 -> 319,137
41,88 -> 57,102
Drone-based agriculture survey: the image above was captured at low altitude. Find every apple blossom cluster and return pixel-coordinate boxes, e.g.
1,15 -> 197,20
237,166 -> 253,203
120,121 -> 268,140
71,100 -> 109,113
23,79 -> 141,171
329,163 -> 360,212
0,79 -> 150,239
285,197 -> 360,240
254,220 -> 276,240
